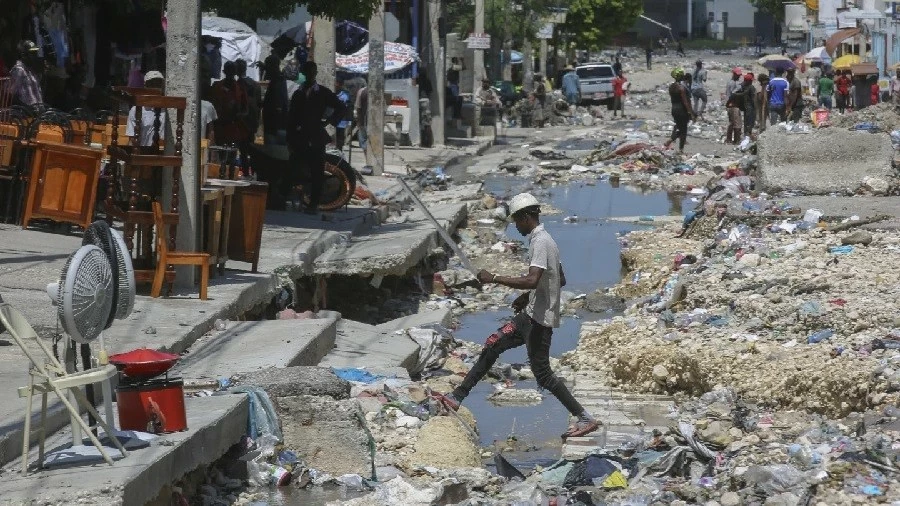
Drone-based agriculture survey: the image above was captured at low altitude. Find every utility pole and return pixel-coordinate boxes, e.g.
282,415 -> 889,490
368,3 -> 386,175
427,0 -> 445,145
523,37 -> 534,92
687,0 -> 693,39
539,39 -> 548,75
473,0 -> 486,87
166,0 -> 200,287
312,18 -> 336,90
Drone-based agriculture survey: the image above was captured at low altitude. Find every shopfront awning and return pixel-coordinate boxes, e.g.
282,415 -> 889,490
825,27 -> 861,57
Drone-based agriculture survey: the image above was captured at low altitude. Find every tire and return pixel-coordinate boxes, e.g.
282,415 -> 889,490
303,152 -> 357,211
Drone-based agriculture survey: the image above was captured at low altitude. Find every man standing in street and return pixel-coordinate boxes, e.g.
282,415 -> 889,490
562,65 -> 580,106
767,69 -> 790,124
890,68 -> 900,108
835,70 -> 852,114
785,68 -> 804,122
286,61 -> 346,214
612,71 -> 627,117
612,56 -> 622,77
725,67 -> 743,143
691,59 -> 708,119
645,45 -> 653,70
8,41 -> 43,106
433,193 -> 601,440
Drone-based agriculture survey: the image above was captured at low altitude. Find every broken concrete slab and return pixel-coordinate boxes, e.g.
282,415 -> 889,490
757,129 -> 894,195
417,183 -> 484,205
172,318 -> 338,383
312,222 -> 440,276
232,366 -> 351,400
0,394 -> 248,506
781,196 -> 900,230
276,395 -> 372,476
374,308 -> 453,333
319,319 -> 421,372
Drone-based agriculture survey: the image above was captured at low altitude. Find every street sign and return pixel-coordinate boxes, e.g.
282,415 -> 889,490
894,3 -> 900,20
467,33 -> 491,49
537,23 -> 554,39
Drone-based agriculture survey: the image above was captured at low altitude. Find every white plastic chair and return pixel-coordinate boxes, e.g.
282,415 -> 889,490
0,302 -> 128,472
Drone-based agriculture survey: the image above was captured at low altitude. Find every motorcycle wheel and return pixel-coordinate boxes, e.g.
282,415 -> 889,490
302,152 -> 357,211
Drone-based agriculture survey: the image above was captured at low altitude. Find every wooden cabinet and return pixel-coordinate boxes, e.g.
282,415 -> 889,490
226,181 -> 268,272
22,142 -> 103,229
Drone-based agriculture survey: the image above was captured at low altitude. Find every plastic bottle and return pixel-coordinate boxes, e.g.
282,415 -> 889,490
807,329 -> 834,344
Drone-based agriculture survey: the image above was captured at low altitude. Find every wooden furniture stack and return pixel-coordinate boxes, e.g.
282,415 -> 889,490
104,89 -> 186,290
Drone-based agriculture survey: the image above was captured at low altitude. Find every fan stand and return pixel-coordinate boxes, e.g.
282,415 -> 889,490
0,303 -> 128,472
65,335 -> 117,449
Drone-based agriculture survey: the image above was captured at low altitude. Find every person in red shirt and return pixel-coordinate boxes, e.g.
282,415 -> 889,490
834,70 -> 852,113
871,79 -> 880,106
612,71 -> 627,117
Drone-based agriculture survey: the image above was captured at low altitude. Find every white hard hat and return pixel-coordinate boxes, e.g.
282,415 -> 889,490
507,193 -> 540,220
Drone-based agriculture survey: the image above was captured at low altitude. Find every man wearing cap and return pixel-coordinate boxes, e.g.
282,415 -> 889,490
126,71 -> 167,148
8,41 -> 43,106
433,193 -> 601,439
725,67 -> 743,143
562,65 -> 580,106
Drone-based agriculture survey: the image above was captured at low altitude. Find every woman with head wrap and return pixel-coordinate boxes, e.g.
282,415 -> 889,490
664,68 -> 695,153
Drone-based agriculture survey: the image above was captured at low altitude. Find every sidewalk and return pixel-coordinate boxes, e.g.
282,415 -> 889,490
0,137 -> 494,473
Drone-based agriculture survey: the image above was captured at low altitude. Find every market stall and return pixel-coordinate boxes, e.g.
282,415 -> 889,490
202,16 -> 263,80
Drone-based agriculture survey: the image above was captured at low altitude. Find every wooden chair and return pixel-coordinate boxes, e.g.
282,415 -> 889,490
151,201 -> 209,300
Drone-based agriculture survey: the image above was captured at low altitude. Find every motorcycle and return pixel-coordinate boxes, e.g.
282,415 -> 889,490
246,143 -> 359,211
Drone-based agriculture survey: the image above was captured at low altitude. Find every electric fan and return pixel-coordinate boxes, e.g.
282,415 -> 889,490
79,220 -> 137,362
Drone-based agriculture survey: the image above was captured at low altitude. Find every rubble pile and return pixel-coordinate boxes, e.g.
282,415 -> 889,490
830,102 -> 900,131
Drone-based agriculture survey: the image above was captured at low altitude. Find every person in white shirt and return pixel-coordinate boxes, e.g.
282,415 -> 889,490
200,99 -> 217,143
126,71 -> 167,148
432,193 -> 601,440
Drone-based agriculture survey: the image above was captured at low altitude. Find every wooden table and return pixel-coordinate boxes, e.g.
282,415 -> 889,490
207,178 -> 268,273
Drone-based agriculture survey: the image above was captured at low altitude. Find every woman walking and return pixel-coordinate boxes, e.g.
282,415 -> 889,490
664,68 -> 696,153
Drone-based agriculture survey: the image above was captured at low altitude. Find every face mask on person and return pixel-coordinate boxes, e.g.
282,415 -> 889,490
296,72 -> 306,86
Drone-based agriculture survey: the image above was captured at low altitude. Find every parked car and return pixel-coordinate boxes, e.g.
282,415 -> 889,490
576,63 -> 615,105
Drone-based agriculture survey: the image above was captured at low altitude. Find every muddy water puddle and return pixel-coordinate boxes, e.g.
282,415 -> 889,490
460,175 -> 690,471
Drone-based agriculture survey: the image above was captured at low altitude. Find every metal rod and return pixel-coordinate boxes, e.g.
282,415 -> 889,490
396,176 -> 478,275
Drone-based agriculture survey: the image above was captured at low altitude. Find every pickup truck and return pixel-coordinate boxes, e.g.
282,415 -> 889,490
576,63 -> 616,105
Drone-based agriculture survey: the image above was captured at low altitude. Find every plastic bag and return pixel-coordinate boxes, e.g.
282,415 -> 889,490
231,386 -> 283,446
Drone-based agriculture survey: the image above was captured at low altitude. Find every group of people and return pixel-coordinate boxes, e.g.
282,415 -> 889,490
665,60 -> 813,152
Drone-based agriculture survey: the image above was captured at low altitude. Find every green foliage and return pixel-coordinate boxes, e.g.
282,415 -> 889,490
560,0 -> 643,51
446,0 -> 555,47
749,0 -> 786,21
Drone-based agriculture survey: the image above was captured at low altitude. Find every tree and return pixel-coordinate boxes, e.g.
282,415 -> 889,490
560,0 -> 643,51
203,0 -> 383,22
749,0 -> 786,21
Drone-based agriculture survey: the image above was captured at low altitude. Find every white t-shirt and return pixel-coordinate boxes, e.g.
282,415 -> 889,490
200,100 -> 218,140
126,106 -> 167,147
525,224 -> 562,328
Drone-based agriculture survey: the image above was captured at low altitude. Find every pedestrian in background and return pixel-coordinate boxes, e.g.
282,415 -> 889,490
725,67 -> 743,142
262,55 -> 288,146
645,45 -> 652,70
740,73 -> 756,139
891,68 -> 900,108
691,59 -> 708,119
612,71 -> 627,117
235,59 -> 261,144
817,71 -> 834,110
756,73 -> 770,133
562,65 -> 580,106
835,70 -> 851,113
785,68 -> 803,122
766,68 -> 789,124
664,67 -> 695,153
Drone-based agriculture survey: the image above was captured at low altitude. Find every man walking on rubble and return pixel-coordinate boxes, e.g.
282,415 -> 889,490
433,193 -> 601,439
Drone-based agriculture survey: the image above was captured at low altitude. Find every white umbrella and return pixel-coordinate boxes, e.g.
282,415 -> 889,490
804,46 -> 830,61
